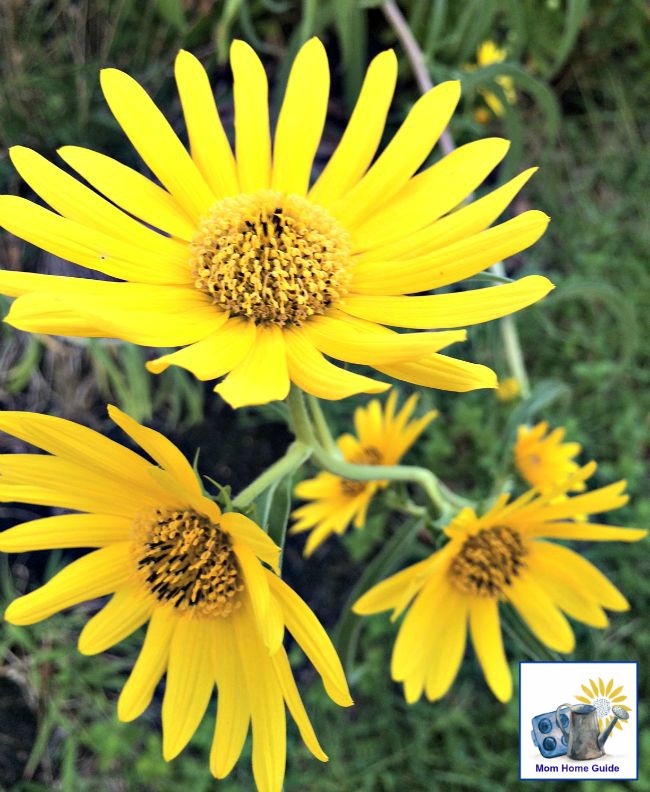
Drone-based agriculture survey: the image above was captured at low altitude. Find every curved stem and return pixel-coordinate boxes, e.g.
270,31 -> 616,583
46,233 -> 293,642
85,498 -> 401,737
287,387 -> 451,516
232,441 -> 311,510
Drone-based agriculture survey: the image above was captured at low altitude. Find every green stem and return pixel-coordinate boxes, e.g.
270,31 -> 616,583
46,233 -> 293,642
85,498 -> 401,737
232,441 -> 311,510
287,387 -> 449,516
491,262 -> 531,397
306,394 -> 338,455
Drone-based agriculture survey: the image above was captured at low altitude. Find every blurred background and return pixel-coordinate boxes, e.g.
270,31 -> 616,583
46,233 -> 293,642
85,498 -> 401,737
0,0 -> 648,789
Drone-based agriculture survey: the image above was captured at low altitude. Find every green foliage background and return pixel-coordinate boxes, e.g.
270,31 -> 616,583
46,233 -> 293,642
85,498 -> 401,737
0,1 -> 648,790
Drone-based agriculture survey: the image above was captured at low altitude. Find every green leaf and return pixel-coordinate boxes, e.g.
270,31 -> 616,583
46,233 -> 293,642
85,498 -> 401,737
333,0 -> 368,110
335,517 -> 424,672
154,0 -> 187,33
266,473 -> 294,562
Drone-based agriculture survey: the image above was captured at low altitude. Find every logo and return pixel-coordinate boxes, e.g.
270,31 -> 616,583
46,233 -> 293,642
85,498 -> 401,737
520,662 -> 638,780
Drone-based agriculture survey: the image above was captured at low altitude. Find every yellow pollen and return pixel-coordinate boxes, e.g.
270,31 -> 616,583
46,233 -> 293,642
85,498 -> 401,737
341,446 -> 384,496
134,508 -> 243,617
190,190 -> 351,327
448,525 -> 526,597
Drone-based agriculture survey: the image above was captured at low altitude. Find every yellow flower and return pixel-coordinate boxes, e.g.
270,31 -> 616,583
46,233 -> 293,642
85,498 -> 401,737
0,408 -> 352,792
496,376 -> 521,402
576,677 -> 631,731
515,421 -> 584,495
291,392 -> 437,556
472,40 -> 517,119
0,39 -> 552,408
354,464 -> 646,704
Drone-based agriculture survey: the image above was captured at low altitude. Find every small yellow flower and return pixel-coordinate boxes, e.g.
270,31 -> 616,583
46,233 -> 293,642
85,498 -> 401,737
469,40 -> 517,120
576,677 -> 631,731
496,376 -> 521,402
0,38 -> 552,408
515,421 -> 584,495
0,408 -> 352,792
354,464 -> 646,704
291,392 -> 437,556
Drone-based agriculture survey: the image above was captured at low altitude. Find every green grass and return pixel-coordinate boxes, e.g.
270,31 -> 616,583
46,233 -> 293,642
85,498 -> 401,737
1,1 -> 649,790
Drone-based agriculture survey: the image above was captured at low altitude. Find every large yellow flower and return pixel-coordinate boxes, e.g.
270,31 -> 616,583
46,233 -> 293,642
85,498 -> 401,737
0,408 -> 352,792
354,464 -> 646,704
515,421 -> 584,494
291,392 -> 437,556
0,39 -> 552,408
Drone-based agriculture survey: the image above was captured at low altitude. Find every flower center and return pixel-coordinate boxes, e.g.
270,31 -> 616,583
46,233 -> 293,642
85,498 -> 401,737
341,446 -> 384,496
134,508 -> 243,617
448,525 -> 526,597
593,697 -> 611,718
190,190 -> 351,327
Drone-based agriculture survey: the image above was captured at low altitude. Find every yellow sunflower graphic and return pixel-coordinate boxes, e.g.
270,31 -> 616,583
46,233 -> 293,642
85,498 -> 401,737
0,38 -> 552,408
576,677 -> 632,731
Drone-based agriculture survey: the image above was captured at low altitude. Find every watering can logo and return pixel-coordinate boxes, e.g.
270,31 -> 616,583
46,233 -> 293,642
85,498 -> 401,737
530,676 -> 632,760
555,702 -> 629,761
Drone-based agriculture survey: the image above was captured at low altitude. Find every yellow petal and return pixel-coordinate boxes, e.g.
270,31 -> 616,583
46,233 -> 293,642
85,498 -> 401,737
361,167 -> 537,263
107,404 -> 202,496
0,513 -> 131,552
506,571 -> 575,653
231,40 -> 271,192
303,313 -> 466,366
0,455 -> 156,517
162,618 -> 215,760
4,543 -> 131,626
377,353 -> 497,392
146,317 -> 254,379
78,588 -> 152,655
147,467 -> 220,522
9,146 -> 190,264
233,606 -> 286,792
352,138 -> 510,251
576,696 -> 591,704
100,68 -> 214,220
0,410 -> 154,490
174,50 -> 238,198
391,569 -> 449,684
534,481 -> 629,521
118,609 -> 176,721
215,325 -> 290,408
599,677 -> 605,696
234,544 -> 283,653
526,522 -> 646,542
331,81 -> 461,228
23,284 -> 222,347
353,558 -> 431,616
581,684 -> 593,698
526,541 -> 629,612
527,544 -> 609,628
220,512 -> 280,573
272,38 -> 329,195
309,49 -> 397,206
271,647 -> 327,761
424,590 -> 468,701
605,678 -> 613,696
0,196 -> 190,285
268,574 -> 352,707
58,145 -> 196,240
342,276 -> 554,329
284,329 -> 390,399
210,618 -> 250,779
3,293 -> 109,338
469,598 -> 512,702
349,211 -> 550,295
